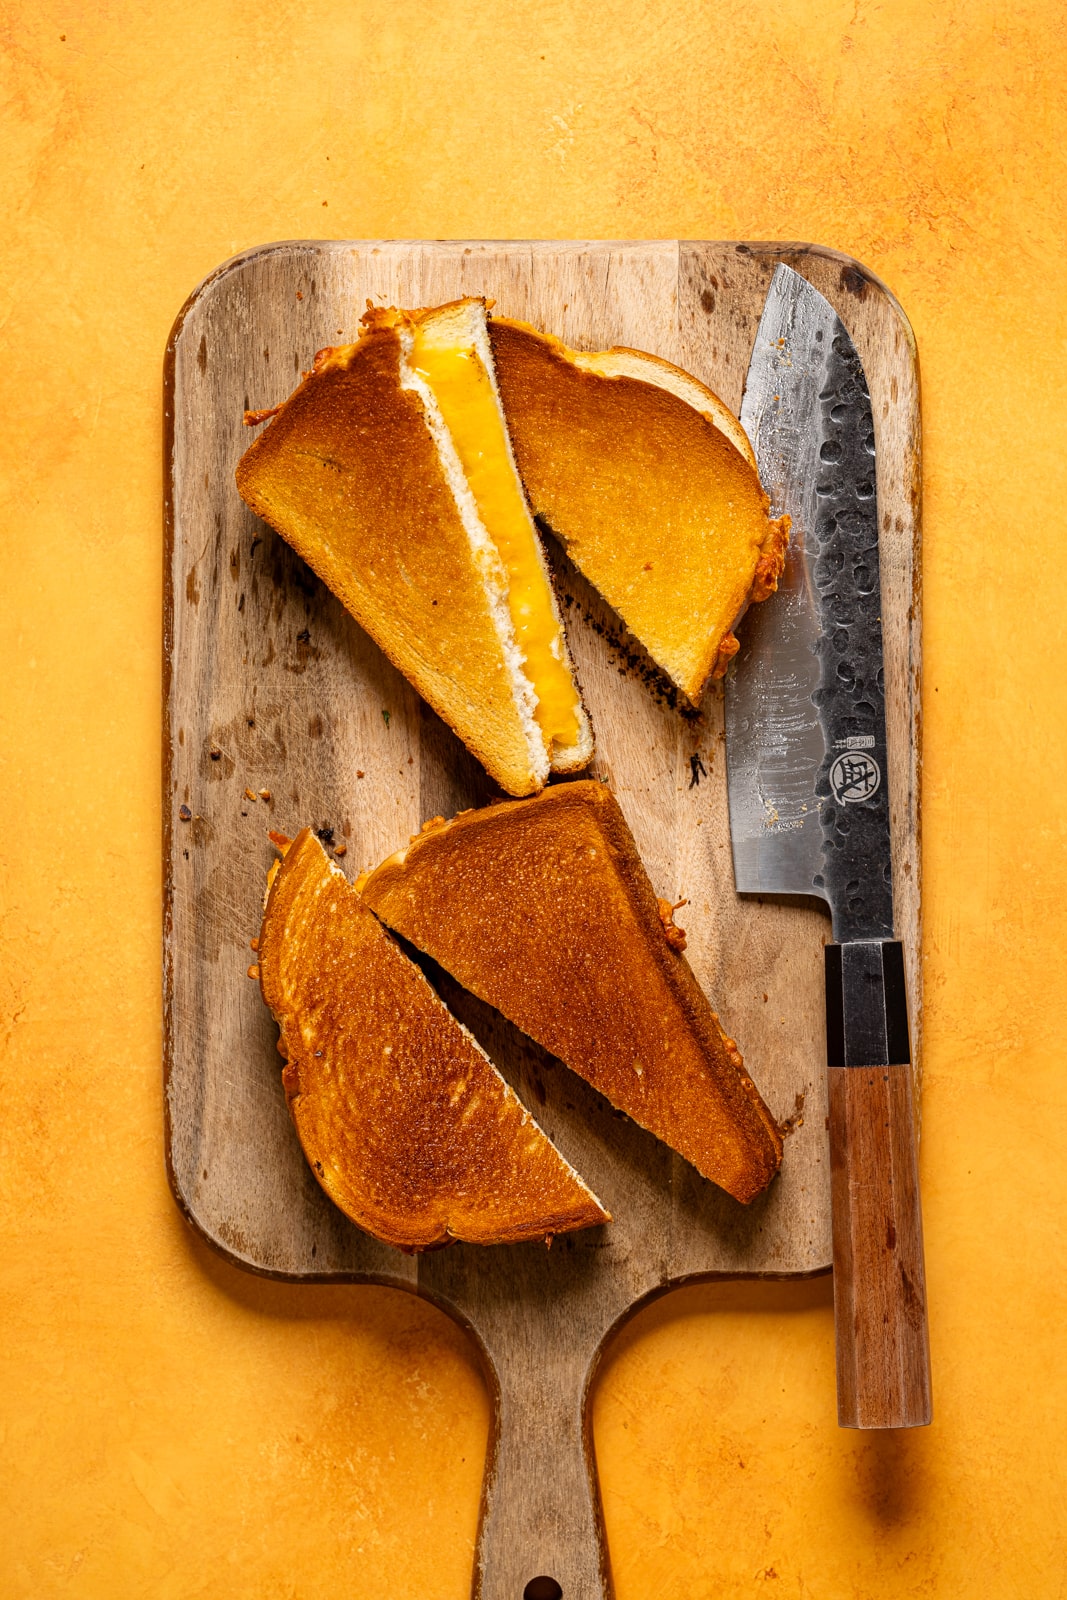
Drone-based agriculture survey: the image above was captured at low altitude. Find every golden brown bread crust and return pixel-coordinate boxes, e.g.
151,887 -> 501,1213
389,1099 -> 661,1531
258,828 -> 610,1250
568,343 -> 759,470
488,317 -> 789,704
235,321 -> 545,797
360,783 -> 783,1203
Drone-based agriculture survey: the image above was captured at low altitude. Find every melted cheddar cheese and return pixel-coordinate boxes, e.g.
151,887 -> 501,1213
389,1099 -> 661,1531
410,325 -> 580,754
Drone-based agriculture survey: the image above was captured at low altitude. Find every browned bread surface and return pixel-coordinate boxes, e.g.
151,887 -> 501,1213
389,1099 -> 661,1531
489,317 -> 789,703
257,828 -> 610,1250
235,322 -> 543,797
360,783 -> 783,1203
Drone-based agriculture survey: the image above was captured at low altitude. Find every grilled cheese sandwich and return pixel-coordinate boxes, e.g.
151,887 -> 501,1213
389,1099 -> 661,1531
237,299 -> 592,796
360,782 -> 783,1204
488,317 -> 789,704
257,828 -> 609,1250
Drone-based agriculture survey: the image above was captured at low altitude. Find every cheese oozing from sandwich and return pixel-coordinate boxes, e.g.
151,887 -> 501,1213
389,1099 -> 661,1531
410,313 -> 582,756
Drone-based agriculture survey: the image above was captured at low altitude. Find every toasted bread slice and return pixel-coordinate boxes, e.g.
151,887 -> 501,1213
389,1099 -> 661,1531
360,783 -> 783,1204
488,317 -> 789,704
236,299 -> 592,796
257,828 -> 609,1250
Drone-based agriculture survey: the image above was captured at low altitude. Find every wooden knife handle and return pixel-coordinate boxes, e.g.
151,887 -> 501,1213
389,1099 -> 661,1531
474,1358 -> 609,1600
825,942 -> 932,1429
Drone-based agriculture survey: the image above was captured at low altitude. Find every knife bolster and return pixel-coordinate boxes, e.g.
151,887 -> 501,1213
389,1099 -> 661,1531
825,939 -> 910,1068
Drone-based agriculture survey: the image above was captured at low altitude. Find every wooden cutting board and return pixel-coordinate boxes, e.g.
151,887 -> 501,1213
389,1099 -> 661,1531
163,240 -> 921,1600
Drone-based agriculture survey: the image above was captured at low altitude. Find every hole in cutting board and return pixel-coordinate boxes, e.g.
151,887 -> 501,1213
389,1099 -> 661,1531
523,1580 -> 563,1600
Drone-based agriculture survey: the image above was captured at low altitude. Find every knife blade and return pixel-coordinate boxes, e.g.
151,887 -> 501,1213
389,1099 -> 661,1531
726,263 -> 931,1429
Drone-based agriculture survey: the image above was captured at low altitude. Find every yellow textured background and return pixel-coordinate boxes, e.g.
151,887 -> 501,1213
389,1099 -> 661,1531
2,1 -> 1065,1594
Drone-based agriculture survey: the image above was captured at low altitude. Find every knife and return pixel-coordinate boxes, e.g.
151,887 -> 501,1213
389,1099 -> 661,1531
725,264 -> 932,1429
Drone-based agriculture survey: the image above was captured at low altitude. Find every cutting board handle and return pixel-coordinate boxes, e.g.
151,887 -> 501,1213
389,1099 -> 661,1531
826,940 -> 932,1428
474,1354 -> 609,1600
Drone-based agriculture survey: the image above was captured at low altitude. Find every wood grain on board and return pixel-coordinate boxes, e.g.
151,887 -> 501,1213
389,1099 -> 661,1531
163,240 -> 921,1600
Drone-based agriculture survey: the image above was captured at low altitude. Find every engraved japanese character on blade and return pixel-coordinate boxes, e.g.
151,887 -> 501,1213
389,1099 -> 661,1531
829,749 -> 881,805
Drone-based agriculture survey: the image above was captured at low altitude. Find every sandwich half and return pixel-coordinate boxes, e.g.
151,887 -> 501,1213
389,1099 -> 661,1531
488,316 -> 790,703
359,782 -> 783,1204
237,298 -> 593,797
257,828 -> 609,1250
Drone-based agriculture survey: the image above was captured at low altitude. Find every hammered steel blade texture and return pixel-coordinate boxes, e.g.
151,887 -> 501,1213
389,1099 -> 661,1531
726,265 -> 895,943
